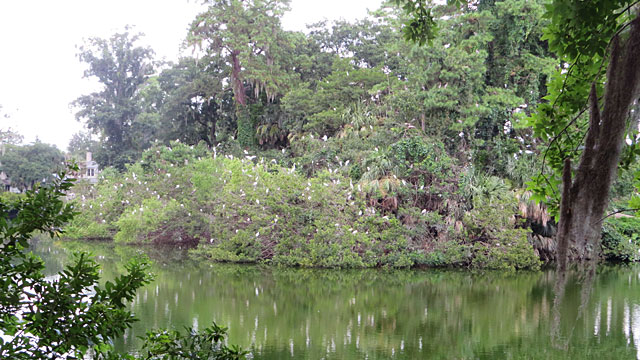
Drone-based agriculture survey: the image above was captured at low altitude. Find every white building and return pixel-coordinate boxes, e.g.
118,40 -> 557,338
74,152 -> 100,184
0,171 -> 20,193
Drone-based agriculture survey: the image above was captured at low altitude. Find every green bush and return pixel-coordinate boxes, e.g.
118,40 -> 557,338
114,199 -> 180,244
117,323 -> 247,360
0,191 -> 24,203
601,217 -> 640,263
461,181 -> 541,271
66,141 -> 549,270
420,241 -> 471,267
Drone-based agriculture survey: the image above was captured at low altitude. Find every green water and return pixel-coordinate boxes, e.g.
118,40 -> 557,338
33,239 -> 640,359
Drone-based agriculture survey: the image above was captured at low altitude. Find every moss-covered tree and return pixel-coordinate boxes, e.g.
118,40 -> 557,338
188,0 -> 294,148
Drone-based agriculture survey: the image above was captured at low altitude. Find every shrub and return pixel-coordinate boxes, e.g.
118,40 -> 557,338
0,191 -> 24,203
601,217 -> 640,263
66,143 -> 548,270
0,168 -> 151,359
114,199 -> 181,244
461,180 -> 541,271
120,324 -> 247,360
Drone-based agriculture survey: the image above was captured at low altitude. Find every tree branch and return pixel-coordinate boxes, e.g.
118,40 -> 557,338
595,208 -> 640,224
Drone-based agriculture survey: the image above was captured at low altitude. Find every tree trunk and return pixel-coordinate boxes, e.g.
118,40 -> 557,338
556,16 -> 640,270
230,50 -> 255,147
210,118 -> 217,146
230,50 -> 246,106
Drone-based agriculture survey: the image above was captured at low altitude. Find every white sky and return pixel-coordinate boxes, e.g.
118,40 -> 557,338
0,0 -> 382,151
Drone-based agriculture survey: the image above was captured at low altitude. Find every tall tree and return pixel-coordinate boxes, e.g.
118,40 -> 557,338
283,57 -> 387,137
187,0 -> 294,148
282,16 -> 403,138
472,0 -> 554,175
531,1 -> 640,269
67,131 -> 100,161
157,56 -> 233,147
381,0 -> 551,166
73,29 -> 155,170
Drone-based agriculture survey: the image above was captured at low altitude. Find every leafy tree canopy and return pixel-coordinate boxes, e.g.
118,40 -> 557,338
73,28 -> 156,170
187,0 -> 296,147
67,130 -> 100,160
394,0 -> 640,266
0,141 -> 64,191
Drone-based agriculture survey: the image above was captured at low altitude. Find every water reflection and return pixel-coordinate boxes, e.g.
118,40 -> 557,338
31,239 -> 640,359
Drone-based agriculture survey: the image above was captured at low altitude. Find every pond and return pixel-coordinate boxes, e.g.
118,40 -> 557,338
32,238 -> 640,359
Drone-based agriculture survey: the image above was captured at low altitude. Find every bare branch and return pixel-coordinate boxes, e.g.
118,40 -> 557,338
595,208 -> 640,224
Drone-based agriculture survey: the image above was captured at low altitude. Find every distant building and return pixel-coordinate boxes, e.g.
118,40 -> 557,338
0,171 -> 20,193
0,171 -> 11,191
72,152 -> 100,184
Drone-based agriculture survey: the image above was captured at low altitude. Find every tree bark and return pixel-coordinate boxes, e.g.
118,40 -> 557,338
556,15 -> 640,270
230,50 -> 255,147
230,50 -> 246,106
210,118 -> 217,146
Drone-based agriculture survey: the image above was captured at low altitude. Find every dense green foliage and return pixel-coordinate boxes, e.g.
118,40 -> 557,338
601,216 -> 640,262
74,0 -> 552,176
0,168 -> 246,358
66,141 -> 540,270
104,323 -> 247,360
0,141 -> 64,191
73,29 -> 156,170
64,0 -> 640,268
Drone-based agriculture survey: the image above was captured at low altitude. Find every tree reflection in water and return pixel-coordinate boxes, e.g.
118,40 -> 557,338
31,239 -> 640,359
552,260 -> 640,359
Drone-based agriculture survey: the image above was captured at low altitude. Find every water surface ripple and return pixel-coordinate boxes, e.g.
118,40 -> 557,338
34,239 -> 640,359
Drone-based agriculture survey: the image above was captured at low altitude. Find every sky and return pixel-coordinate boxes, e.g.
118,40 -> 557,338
0,0 -> 383,151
